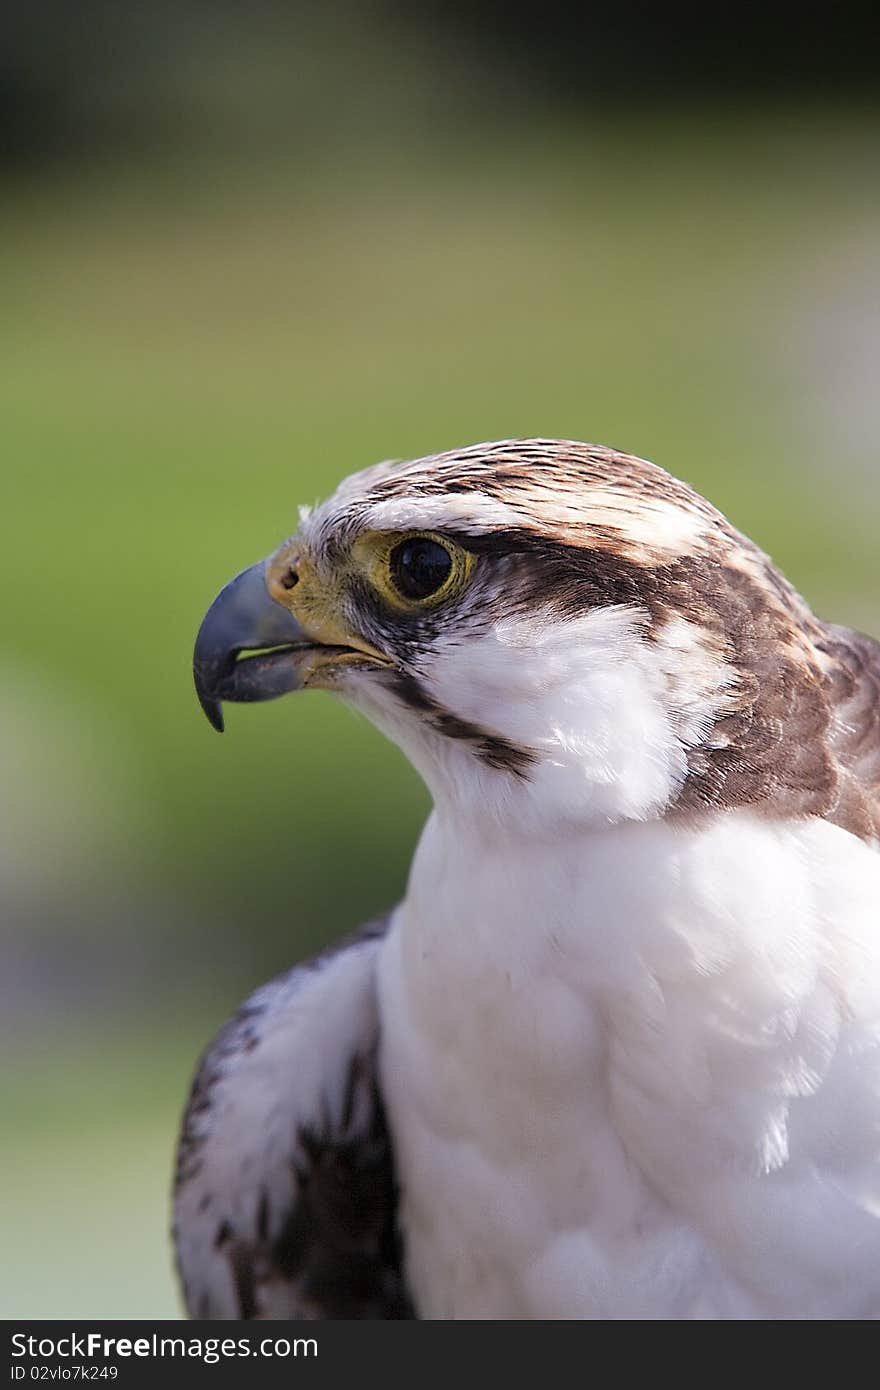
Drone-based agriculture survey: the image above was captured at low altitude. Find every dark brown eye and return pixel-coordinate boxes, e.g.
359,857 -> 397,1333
390,537 -> 454,601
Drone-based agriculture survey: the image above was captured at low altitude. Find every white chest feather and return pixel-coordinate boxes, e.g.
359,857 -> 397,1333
377,811 -> 880,1319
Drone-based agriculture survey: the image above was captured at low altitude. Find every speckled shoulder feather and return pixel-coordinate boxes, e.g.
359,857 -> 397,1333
174,918 -> 413,1320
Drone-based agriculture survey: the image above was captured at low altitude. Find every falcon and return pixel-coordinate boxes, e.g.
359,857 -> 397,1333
175,439 -> 880,1319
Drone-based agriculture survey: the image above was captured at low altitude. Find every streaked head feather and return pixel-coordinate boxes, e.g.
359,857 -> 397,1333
292,439 -> 880,840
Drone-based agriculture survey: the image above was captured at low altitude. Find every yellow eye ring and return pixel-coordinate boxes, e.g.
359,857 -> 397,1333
355,531 -> 475,610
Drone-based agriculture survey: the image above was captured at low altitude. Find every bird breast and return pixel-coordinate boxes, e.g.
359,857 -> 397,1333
377,808 -> 880,1318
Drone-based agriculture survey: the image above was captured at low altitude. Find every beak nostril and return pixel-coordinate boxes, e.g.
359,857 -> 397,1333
281,566 -> 300,590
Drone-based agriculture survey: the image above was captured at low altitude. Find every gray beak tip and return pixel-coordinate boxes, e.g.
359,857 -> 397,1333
197,686 -> 226,733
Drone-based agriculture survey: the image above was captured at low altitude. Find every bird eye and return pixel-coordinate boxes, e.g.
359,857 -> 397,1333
389,536 -> 455,602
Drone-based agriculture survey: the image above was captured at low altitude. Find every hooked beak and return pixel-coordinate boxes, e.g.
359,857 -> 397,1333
193,557 -> 392,732
193,561 -> 314,732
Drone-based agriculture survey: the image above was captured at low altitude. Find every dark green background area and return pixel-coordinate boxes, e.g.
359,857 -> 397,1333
2,7 -> 878,1317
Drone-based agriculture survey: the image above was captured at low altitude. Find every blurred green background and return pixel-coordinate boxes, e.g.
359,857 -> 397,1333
2,2 -> 878,1318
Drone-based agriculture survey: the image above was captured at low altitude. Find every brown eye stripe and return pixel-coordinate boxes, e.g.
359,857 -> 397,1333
304,440 -> 880,835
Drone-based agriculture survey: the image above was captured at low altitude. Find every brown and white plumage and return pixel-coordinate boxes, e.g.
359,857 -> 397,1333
175,921 -> 411,1319
302,439 -> 880,834
177,440 -> 880,1319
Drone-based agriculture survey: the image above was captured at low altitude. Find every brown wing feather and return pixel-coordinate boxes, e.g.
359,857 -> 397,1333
174,917 -> 414,1320
817,624 -> 880,841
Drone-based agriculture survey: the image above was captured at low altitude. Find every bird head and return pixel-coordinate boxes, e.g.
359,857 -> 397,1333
194,439 -> 821,833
